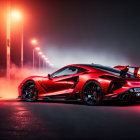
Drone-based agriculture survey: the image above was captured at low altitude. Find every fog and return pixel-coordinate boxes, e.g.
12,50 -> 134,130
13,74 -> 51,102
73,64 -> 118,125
46,46 -> 129,68
0,64 -> 56,99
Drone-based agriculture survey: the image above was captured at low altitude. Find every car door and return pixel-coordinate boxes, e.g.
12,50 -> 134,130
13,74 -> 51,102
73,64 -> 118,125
39,66 -> 83,97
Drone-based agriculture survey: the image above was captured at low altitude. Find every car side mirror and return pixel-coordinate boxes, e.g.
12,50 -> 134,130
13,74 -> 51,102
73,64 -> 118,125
48,74 -> 52,80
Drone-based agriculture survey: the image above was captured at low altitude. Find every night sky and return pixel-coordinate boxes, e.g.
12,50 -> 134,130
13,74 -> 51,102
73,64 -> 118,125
0,0 -> 140,74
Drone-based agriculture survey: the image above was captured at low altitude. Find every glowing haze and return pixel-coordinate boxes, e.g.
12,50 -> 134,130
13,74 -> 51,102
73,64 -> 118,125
0,0 -> 140,99
45,45 -> 128,68
0,0 -> 140,70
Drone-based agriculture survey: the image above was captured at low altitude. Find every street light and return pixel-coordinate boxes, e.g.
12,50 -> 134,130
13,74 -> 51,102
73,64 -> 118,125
31,39 -> 37,44
45,57 -> 48,61
11,11 -> 21,19
38,51 -> 42,55
6,2 -> 11,79
6,4 -> 23,79
34,47 -> 40,71
41,55 -> 46,69
31,39 -> 38,70
11,10 -> 23,70
46,60 -> 53,66
35,47 -> 40,51
38,51 -> 43,72
44,57 -> 48,66
42,55 -> 45,58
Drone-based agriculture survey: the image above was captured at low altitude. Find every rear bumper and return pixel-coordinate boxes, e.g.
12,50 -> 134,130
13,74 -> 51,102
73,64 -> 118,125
111,92 -> 135,101
108,89 -> 140,102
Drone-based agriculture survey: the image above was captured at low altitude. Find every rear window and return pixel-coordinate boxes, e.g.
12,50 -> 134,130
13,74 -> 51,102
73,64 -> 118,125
79,64 -> 133,77
81,64 -> 120,73
89,64 -> 120,73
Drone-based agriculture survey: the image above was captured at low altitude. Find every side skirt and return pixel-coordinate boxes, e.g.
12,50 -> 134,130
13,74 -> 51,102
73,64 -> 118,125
42,96 -> 82,102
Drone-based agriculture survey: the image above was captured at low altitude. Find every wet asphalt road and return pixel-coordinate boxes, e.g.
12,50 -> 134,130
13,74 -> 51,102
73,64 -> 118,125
0,100 -> 140,140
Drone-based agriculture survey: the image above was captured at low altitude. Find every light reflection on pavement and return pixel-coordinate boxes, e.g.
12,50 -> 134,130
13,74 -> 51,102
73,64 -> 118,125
0,100 -> 54,140
1,100 -> 140,140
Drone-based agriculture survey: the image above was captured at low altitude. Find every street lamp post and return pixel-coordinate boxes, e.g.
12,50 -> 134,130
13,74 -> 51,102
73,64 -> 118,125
39,56 -> 40,72
32,47 -> 40,70
6,2 -> 11,79
11,10 -> 23,70
31,39 -> 37,70
38,51 -> 42,72
42,55 -> 45,69
21,23 -> 23,70
43,59 -> 45,69
44,57 -> 48,69
33,49 -> 35,70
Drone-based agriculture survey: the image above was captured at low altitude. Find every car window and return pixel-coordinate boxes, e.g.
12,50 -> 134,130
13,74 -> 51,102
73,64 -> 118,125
51,66 -> 87,78
77,67 -> 88,73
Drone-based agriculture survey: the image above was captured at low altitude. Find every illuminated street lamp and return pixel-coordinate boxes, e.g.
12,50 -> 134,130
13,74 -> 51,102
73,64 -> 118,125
35,47 -> 40,51
31,39 -> 37,45
45,58 -> 48,68
41,55 -> 46,69
38,51 -> 42,55
45,57 -> 48,61
46,60 -> 53,66
6,4 -> 23,79
11,10 -> 23,70
6,2 -> 11,79
11,11 -> 21,19
34,47 -> 40,71
31,39 -> 38,70
42,55 -> 45,58
38,51 -> 43,72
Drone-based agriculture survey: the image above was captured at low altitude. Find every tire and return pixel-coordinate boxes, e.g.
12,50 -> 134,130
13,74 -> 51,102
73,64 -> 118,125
82,81 -> 103,106
22,80 -> 38,102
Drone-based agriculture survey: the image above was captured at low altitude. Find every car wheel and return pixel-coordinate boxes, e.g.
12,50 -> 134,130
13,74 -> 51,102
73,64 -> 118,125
22,80 -> 38,102
82,81 -> 103,105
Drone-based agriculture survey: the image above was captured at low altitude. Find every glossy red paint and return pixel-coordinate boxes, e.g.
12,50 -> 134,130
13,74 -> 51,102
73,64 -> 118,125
18,64 -> 140,102
114,65 -> 129,70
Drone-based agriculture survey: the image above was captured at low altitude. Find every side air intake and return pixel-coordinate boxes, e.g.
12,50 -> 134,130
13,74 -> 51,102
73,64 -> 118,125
107,81 -> 125,93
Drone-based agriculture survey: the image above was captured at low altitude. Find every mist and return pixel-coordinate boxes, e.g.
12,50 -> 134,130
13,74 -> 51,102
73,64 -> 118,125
0,64 -> 56,99
45,45 -> 129,68
0,0 -> 140,99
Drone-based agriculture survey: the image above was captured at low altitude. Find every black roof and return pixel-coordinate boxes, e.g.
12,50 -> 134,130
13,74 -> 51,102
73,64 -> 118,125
75,64 -> 121,73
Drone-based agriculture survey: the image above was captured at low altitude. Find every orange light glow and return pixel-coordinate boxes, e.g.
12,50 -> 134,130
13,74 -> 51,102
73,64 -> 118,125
38,52 -> 42,55
31,39 -> 37,44
11,11 -> 21,19
42,55 -> 45,58
35,47 -> 40,51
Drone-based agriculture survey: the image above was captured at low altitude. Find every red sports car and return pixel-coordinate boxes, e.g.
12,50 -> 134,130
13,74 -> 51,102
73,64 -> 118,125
18,64 -> 140,105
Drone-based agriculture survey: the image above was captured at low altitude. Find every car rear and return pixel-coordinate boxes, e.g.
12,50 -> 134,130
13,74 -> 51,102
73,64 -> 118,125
80,64 -> 140,102
104,77 -> 140,102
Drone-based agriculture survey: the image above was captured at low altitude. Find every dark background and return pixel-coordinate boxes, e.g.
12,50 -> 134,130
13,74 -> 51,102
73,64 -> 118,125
0,0 -> 140,76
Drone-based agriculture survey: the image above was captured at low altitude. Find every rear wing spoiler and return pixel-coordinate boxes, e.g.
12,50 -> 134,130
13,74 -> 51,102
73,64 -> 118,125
114,65 -> 140,77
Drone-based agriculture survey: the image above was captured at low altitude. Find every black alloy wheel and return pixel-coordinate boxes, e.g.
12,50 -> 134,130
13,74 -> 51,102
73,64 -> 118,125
22,81 -> 38,102
82,81 -> 103,105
